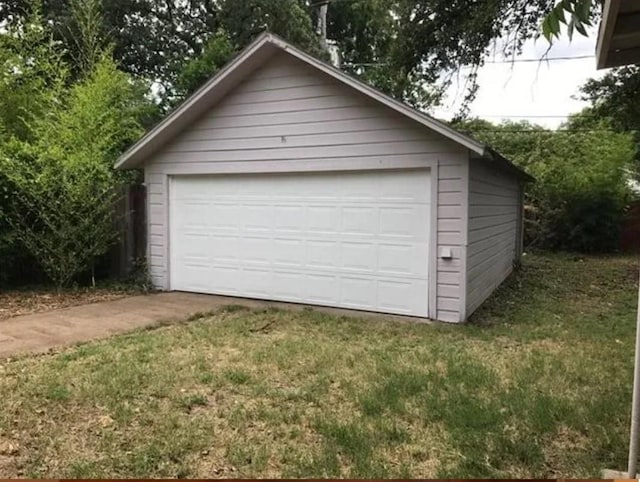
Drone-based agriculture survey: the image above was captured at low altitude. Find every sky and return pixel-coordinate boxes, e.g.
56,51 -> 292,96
433,29 -> 604,128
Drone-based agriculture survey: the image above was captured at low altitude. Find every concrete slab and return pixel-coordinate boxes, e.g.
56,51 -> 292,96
602,468 -> 638,479
0,292 -> 430,360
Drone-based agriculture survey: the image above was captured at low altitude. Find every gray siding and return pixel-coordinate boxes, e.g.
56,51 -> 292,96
466,160 -> 522,317
436,154 -> 469,323
144,51 -> 469,322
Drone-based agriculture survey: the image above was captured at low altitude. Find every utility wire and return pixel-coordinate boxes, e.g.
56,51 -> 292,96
485,54 -> 594,63
442,114 -> 571,118
462,129 -> 640,133
345,55 -> 595,67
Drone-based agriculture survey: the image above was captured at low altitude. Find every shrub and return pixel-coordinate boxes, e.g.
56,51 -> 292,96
455,116 -> 635,253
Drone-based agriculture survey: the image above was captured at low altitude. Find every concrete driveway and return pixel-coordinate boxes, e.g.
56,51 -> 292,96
0,292 -> 237,359
0,291 -> 423,360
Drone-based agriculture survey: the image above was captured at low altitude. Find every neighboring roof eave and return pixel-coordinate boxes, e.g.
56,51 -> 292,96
596,0 -> 622,69
116,33 -> 492,170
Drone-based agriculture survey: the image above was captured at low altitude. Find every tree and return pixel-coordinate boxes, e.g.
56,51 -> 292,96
0,0 -> 602,111
173,30 -> 235,101
581,67 -> 640,176
0,7 -> 68,140
0,1 -> 151,288
0,5 -> 69,286
455,114 -> 635,252
326,0 -> 600,111
542,0 -> 600,42
2,55 -> 149,288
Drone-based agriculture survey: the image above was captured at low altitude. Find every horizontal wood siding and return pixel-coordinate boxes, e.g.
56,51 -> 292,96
436,153 -> 468,322
144,52 -> 468,321
466,160 -> 521,316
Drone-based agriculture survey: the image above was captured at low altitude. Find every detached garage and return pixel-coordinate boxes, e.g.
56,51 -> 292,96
116,33 -> 532,323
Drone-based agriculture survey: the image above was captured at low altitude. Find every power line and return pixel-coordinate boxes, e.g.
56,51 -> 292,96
463,129 -> 640,133
446,114 -> 571,118
344,54 -> 595,68
484,54 -> 594,64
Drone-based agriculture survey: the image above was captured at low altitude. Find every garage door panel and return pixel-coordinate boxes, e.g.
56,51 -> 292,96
378,243 -> 428,277
272,271 -> 306,300
243,268 -> 272,297
307,240 -> 339,269
275,205 -> 306,232
380,206 -> 429,238
379,279 -> 428,315
170,170 -> 430,317
341,277 -> 377,309
243,204 -> 273,231
306,274 -> 339,304
341,242 -> 376,272
342,207 -> 377,235
209,266 -> 242,294
307,206 -> 339,232
272,238 -> 306,267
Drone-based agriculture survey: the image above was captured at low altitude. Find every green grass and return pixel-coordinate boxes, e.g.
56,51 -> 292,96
0,252 -> 637,478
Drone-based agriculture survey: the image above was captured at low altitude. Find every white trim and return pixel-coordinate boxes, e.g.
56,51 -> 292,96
115,33 -> 488,170
428,161 -> 439,320
164,174 -> 172,291
155,156 -> 438,176
458,153 -> 470,322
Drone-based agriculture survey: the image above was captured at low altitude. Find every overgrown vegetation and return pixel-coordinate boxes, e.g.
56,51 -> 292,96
0,0 -> 634,288
0,253 -> 636,478
456,114 -> 636,252
0,0 -> 594,111
0,2 -> 152,288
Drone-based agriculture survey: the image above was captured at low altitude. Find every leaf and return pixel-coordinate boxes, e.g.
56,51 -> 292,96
542,16 -> 552,41
548,11 -> 561,36
575,20 -> 588,37
567,17 -> 575,41
576,0 -> 592,23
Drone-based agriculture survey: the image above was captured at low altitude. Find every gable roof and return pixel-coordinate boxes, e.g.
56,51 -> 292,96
115,32 -> 532,181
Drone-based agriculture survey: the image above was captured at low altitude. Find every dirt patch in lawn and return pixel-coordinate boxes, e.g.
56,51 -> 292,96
0,288 -> 135,321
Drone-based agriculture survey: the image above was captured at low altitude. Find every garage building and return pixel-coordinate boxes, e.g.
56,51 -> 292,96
116,33 -> 532,323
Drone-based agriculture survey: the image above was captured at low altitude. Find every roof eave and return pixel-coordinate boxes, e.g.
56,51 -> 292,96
266,35 -> 488,157
596,0 -> 622,69
482,147 -> 535,183
115,32 -> 279,170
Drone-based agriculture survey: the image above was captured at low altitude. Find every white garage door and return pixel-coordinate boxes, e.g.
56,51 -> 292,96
169,169 -> 430,316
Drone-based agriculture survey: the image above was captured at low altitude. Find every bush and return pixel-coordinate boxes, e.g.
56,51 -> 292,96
455,116 -> 635,253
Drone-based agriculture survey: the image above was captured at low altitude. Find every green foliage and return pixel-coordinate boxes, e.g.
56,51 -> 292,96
219,0 -> 321,55
2,55 -> 146,288
0,7 -> 68,140
68,0 -> 106,76
581,66 -> 640,177
0,8 -> 68,286
542,0 -> 599,42
174,30 -> 235,101
0,2 -> 150,288
0,0 -> 596,111
455,115 -> 635,252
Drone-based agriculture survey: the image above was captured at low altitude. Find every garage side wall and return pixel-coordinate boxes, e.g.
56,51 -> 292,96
143,51 -> 469,321
466,160 -> 522,317
436,153 -> 469,323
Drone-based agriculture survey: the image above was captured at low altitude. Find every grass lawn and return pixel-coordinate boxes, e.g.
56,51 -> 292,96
0,253 -> 637,478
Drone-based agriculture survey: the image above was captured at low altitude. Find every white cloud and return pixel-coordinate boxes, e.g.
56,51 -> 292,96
433,29 -> 606,128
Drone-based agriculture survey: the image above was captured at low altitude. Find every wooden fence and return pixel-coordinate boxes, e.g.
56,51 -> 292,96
108,183 -> 147,277
621,200 -> 640,254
